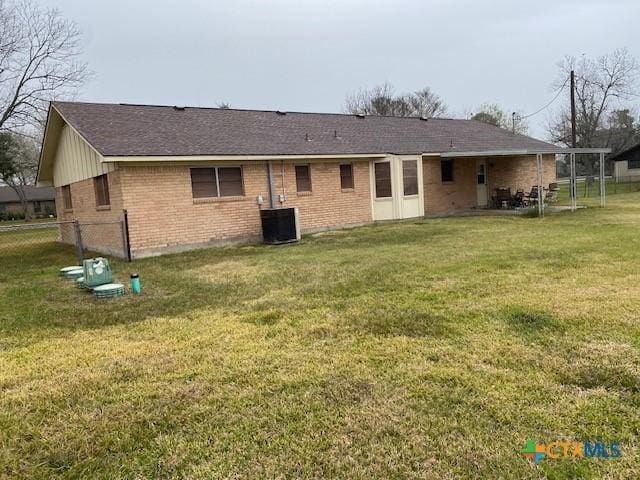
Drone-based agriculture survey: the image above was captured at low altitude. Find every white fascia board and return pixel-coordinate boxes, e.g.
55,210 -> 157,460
439,148 -> 611,158
102,153 -> 389,163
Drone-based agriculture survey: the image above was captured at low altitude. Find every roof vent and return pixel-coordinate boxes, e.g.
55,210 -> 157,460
173,106 -> 185,111
276,110 -> 286,115
355,113 -> 365,119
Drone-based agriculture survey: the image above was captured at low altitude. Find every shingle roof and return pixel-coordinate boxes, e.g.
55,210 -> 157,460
0,186 -> 55,203
52,101 -> 556,157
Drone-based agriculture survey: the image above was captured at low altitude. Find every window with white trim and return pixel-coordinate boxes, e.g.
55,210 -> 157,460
402,160 -> 418,196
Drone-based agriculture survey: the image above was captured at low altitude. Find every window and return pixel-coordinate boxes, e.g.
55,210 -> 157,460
190,167 -> 244,198
340,164 -> 354,190
629,159 -> 640,169
191,168 -> 218,198
94,174 -> 110,207
295,165 -> 312,192
477,163 -> 486,185
374,162 -> 392,198
33,201 -> 42,213
441,159 -> 454,182
402,160 -> 418,196
62,185 -> 72,210
218,167 -> 244,196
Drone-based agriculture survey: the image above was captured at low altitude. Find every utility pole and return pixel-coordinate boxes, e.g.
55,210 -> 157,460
512,112 -> 516,134
570,70 -> 577,207
570,70 -> 576,148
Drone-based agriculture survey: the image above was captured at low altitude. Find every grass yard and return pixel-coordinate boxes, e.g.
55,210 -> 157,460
556,177 -> 640,207
1,194 -> 640,479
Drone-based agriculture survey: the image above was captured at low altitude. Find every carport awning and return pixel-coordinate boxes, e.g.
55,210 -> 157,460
435,147 -> 612,217
438,147 -> 611,158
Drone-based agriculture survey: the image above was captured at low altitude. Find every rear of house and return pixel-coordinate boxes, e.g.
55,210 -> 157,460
37,102 -> 558,258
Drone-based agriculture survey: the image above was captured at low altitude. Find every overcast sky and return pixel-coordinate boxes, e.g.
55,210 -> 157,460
41,0 -> 639,138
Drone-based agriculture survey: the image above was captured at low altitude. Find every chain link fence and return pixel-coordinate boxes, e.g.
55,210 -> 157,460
610,176 -> 640,195
556,175 -> 640,208
0,216 -> 131,264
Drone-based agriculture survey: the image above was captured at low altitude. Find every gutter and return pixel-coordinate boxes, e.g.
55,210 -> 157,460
102,153 -> 388,163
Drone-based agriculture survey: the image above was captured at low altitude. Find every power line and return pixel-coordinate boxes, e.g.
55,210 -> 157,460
518,75 -> 570,120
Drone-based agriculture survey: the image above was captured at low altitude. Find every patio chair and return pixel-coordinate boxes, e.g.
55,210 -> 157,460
546,183 -> 559,203
512,189 -> 526,208
495,187 -> 512,209
523,186 -> 541,206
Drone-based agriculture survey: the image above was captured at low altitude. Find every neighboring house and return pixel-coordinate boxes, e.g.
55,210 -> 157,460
0,185 -> 56,219
611,143 -> 640,182
37,101 -> 559,258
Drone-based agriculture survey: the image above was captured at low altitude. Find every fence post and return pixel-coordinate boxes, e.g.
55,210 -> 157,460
73,220 -> 84,263
122,209 -> 132,262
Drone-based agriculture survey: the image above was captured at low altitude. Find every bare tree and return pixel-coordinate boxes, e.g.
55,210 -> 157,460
0,0 -> 88,133
345,82 -> 397,116
402,87 -> 448,118
0,131 -> 39,218
547,49 -> 639,174
344,83 -> 447,118
548,49 -> 638,148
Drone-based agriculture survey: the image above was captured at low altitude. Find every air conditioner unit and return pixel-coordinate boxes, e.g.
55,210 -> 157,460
260,207 -> 300,244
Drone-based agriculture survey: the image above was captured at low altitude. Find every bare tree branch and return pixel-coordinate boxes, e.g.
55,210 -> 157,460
344,82 -> 447,118
0,0 -> 89,133
547,49 -> 639,174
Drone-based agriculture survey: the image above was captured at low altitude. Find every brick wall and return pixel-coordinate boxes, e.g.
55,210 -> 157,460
54,170 -> 126,256
488,155 -> 556,194
423,157 -> 477,214
423,155 -> 557,214
272,160 -> 372,231
118,160 -> 373,257
53,155 -> 557,257
118,163 -> 267,257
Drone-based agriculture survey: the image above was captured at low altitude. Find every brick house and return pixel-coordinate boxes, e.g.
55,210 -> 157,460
37,101 -> 559,258
0,186 -> 56,219
612,142 -> 640,182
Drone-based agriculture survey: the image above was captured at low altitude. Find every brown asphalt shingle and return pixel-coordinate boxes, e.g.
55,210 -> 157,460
52,101 -> 556,157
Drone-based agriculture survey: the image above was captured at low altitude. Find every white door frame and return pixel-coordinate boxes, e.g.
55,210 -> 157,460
398,155 -> 424,219
370,158 -> 395,221
370,155 -> 424,220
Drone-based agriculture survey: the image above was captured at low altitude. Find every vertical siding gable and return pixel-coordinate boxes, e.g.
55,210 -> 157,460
52,124 -> 114,187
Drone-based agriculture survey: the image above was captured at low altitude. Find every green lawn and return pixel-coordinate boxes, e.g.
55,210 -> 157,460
556,177 -> 640,206
1,194 -> 640,479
